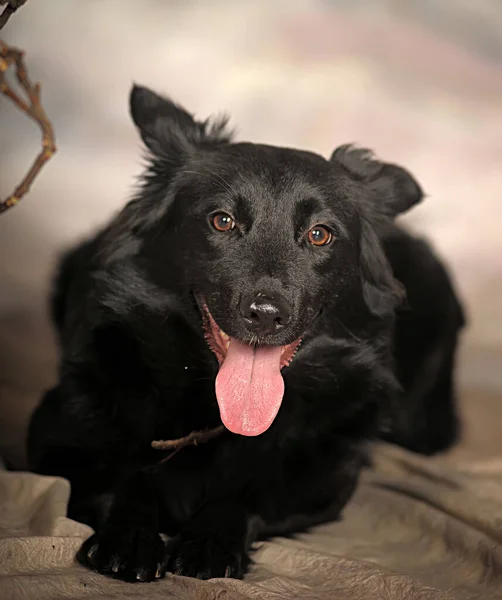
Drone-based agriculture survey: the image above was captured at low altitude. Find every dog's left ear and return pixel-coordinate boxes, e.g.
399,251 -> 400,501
331,145 -> 422,318
330,144 -> 423,218
130,84 -> 231,162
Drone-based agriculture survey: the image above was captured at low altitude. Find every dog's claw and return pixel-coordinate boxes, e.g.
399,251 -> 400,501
78,530 -> 167,583
87,543 -> 98,560
110,557 -> 121,573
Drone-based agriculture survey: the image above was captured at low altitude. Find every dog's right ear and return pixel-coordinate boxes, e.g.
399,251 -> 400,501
130,84 -> 231,162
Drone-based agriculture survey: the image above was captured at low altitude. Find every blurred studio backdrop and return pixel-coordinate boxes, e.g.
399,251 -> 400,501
0,0 -> 501,468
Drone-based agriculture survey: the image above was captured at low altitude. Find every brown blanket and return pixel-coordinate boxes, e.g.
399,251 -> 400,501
1,444 -> 502,600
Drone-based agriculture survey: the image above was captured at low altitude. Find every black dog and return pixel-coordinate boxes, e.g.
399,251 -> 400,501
27,85 -> 465,582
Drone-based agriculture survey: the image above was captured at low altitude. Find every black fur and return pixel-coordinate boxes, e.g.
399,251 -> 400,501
27,85 -> 464,582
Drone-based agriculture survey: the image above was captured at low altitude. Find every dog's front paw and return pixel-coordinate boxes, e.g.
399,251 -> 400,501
77,527 -> 168,582
166,532 -> 249,580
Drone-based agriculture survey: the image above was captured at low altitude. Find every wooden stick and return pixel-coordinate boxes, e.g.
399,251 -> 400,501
152,425 -> 226,451
0,0 -> 27,31
0,40 -> 57,214
152,425 -> 226,466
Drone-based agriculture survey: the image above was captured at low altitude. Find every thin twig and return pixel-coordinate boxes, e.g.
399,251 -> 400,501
154,445 -> 184,466
0,1 -> 27,32
152,425 -> 226,452
152,425 -> 226,466
0,40 -> 57,214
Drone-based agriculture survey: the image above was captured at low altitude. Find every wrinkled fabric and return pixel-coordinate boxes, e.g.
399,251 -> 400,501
1,444 -> 502,600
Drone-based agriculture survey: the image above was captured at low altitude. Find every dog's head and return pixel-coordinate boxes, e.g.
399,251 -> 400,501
118,85 -> 423,436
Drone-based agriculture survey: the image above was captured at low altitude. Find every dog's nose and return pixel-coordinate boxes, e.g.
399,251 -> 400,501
239,294 -> 292,336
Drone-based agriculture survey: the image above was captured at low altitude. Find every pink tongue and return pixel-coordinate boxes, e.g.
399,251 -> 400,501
215,339 -> 284,436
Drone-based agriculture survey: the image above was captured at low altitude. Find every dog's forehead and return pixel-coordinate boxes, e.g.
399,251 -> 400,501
226,143 -> 329,184
187,143 -> 342,210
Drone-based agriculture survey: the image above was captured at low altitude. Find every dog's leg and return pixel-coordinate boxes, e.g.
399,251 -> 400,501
28,386 -> 118,529
77,470 -> 168,582
257,439 -> 366,539
29,384 -> 169,583
165,500 -> 253,580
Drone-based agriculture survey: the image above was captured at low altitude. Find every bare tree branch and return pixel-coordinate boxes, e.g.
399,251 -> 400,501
0,0 -> 27,32
0,40 -> 57,214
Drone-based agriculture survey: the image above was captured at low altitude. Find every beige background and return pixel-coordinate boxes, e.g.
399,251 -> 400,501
0,0 -> 501,467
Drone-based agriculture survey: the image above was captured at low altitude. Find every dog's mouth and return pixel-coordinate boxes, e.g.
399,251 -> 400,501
201,304 -> 302,437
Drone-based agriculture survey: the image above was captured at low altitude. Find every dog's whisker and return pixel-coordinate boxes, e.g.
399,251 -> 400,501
333,316 -> 362,343
200,166 -> 238,198
176,167 -> 236,199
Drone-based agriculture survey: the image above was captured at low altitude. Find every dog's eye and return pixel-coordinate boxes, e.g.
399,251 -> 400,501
307,225 -> 332,247
211,213 -> 235,232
